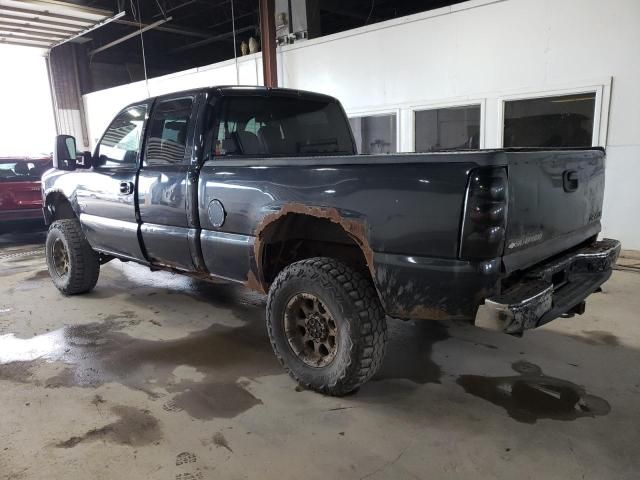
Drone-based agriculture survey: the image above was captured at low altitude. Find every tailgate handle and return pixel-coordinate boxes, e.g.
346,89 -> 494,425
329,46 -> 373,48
563,170 -> 579,192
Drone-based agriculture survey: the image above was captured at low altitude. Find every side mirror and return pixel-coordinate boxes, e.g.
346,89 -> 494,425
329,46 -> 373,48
53,135 -> 77,171
78,151 -> 93,169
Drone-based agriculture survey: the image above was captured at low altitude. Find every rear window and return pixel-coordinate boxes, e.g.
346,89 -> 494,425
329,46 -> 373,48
0,159 -> 50,182
212,95 -> 355,157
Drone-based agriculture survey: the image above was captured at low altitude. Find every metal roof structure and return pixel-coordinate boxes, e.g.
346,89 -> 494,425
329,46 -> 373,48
0,0 -> 122,51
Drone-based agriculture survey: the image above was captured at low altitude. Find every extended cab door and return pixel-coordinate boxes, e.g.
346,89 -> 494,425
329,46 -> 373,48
137,94 -> 199,270
78,104 -> 148,261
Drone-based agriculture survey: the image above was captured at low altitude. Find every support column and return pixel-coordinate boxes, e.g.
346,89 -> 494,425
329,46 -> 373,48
260,0 -> 277,87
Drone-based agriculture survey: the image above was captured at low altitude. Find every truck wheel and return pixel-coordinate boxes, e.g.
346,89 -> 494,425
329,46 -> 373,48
266,257 -> 387,396
46,219 -> 100,295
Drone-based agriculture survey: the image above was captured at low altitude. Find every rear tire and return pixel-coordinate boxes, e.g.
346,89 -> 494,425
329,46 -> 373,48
46,219 -> 100,295
266,257 -> 387,396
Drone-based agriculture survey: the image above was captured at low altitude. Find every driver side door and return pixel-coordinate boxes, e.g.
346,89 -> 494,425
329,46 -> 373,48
78,103 -> 149,261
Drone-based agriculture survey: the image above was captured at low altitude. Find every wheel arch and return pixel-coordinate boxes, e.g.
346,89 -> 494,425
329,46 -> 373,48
43,190 -> 78,225
253,206 -> 376,292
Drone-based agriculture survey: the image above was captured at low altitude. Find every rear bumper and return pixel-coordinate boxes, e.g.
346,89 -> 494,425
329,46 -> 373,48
0,208 -> 44,222
476,239 -> 621,334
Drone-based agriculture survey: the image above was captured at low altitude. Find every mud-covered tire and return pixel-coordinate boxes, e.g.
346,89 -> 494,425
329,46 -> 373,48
266,257 -> 387,396
46,219 -> 100,295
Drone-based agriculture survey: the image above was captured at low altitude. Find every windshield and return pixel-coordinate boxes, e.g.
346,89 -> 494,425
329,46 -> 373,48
213,95 -> 355,157
0,159 -> 51,182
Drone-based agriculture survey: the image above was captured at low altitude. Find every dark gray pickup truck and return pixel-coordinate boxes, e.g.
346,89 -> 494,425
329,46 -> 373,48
43,86 -> 620,395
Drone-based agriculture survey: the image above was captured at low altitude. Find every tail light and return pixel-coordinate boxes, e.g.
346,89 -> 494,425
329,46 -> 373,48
459,167 -> 508,260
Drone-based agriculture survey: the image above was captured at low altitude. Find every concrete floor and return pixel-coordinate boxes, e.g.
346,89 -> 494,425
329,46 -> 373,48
1,225 -> 639,480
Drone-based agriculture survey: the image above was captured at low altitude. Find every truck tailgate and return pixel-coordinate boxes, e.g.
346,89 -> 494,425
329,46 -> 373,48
503,148 -> 605,273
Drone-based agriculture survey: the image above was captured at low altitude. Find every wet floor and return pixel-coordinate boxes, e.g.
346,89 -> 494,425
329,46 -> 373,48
1,227 -> 639,479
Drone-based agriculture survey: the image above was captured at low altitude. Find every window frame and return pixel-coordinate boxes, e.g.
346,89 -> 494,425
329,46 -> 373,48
94,103 -> 149,170
410,99 -> 486,152
496,80 -> 611,148
143,95 -> 196,167
346,108 -> 401,154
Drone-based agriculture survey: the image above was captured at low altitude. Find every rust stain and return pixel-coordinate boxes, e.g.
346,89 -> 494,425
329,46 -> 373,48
150,260 -> 230,285
244,269 -> 264,294
249,203 -> 375,292
397,305 -> 453,321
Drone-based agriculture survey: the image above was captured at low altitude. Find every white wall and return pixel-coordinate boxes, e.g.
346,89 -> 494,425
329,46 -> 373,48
83,0 -> 640,249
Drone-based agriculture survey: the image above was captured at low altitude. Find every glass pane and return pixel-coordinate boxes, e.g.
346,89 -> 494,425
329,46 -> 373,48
415,105 -> 480,152
0,159 -> 50,181
503,93 -> 596,148
349,114 -> 397,154
145,98 -> 193,165
98,106 -> 147,167
214,96 -> 355,156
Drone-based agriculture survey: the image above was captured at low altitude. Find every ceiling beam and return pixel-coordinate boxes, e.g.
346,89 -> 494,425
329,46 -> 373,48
207,11 -> 254,29
115,18 -> 211,38
152,0 -> 198,18
169,25 -> 253,54
89,16 -> 172,56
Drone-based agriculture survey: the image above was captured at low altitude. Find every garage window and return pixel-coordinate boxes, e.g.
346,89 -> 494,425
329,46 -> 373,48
348,114 -> 397,154
415,105 -> 481,152
503,93 -> 596,148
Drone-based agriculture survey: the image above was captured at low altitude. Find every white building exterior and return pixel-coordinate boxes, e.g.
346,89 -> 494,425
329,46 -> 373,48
83,0 -> 640,249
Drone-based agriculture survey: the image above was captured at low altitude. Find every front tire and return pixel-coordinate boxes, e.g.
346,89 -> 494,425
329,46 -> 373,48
266,257 -> 387,396
46,219 -> 100,295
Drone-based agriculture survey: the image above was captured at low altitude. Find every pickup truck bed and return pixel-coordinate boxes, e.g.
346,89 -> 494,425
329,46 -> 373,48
42,86 -> 620,395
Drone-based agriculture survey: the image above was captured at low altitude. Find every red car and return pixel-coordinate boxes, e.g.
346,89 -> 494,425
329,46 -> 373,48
0,156 -> 52,223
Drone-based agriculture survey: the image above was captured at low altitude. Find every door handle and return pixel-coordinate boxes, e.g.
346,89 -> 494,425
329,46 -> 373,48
562,170 -> 579,192
119,181 -> 134,195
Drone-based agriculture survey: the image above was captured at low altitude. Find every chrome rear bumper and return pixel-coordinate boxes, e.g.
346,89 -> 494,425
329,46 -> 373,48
476,239 -> 621,334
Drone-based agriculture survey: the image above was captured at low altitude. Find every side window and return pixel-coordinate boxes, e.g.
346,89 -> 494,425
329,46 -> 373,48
97,105 -> 147,168
145,97 -> 194,166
